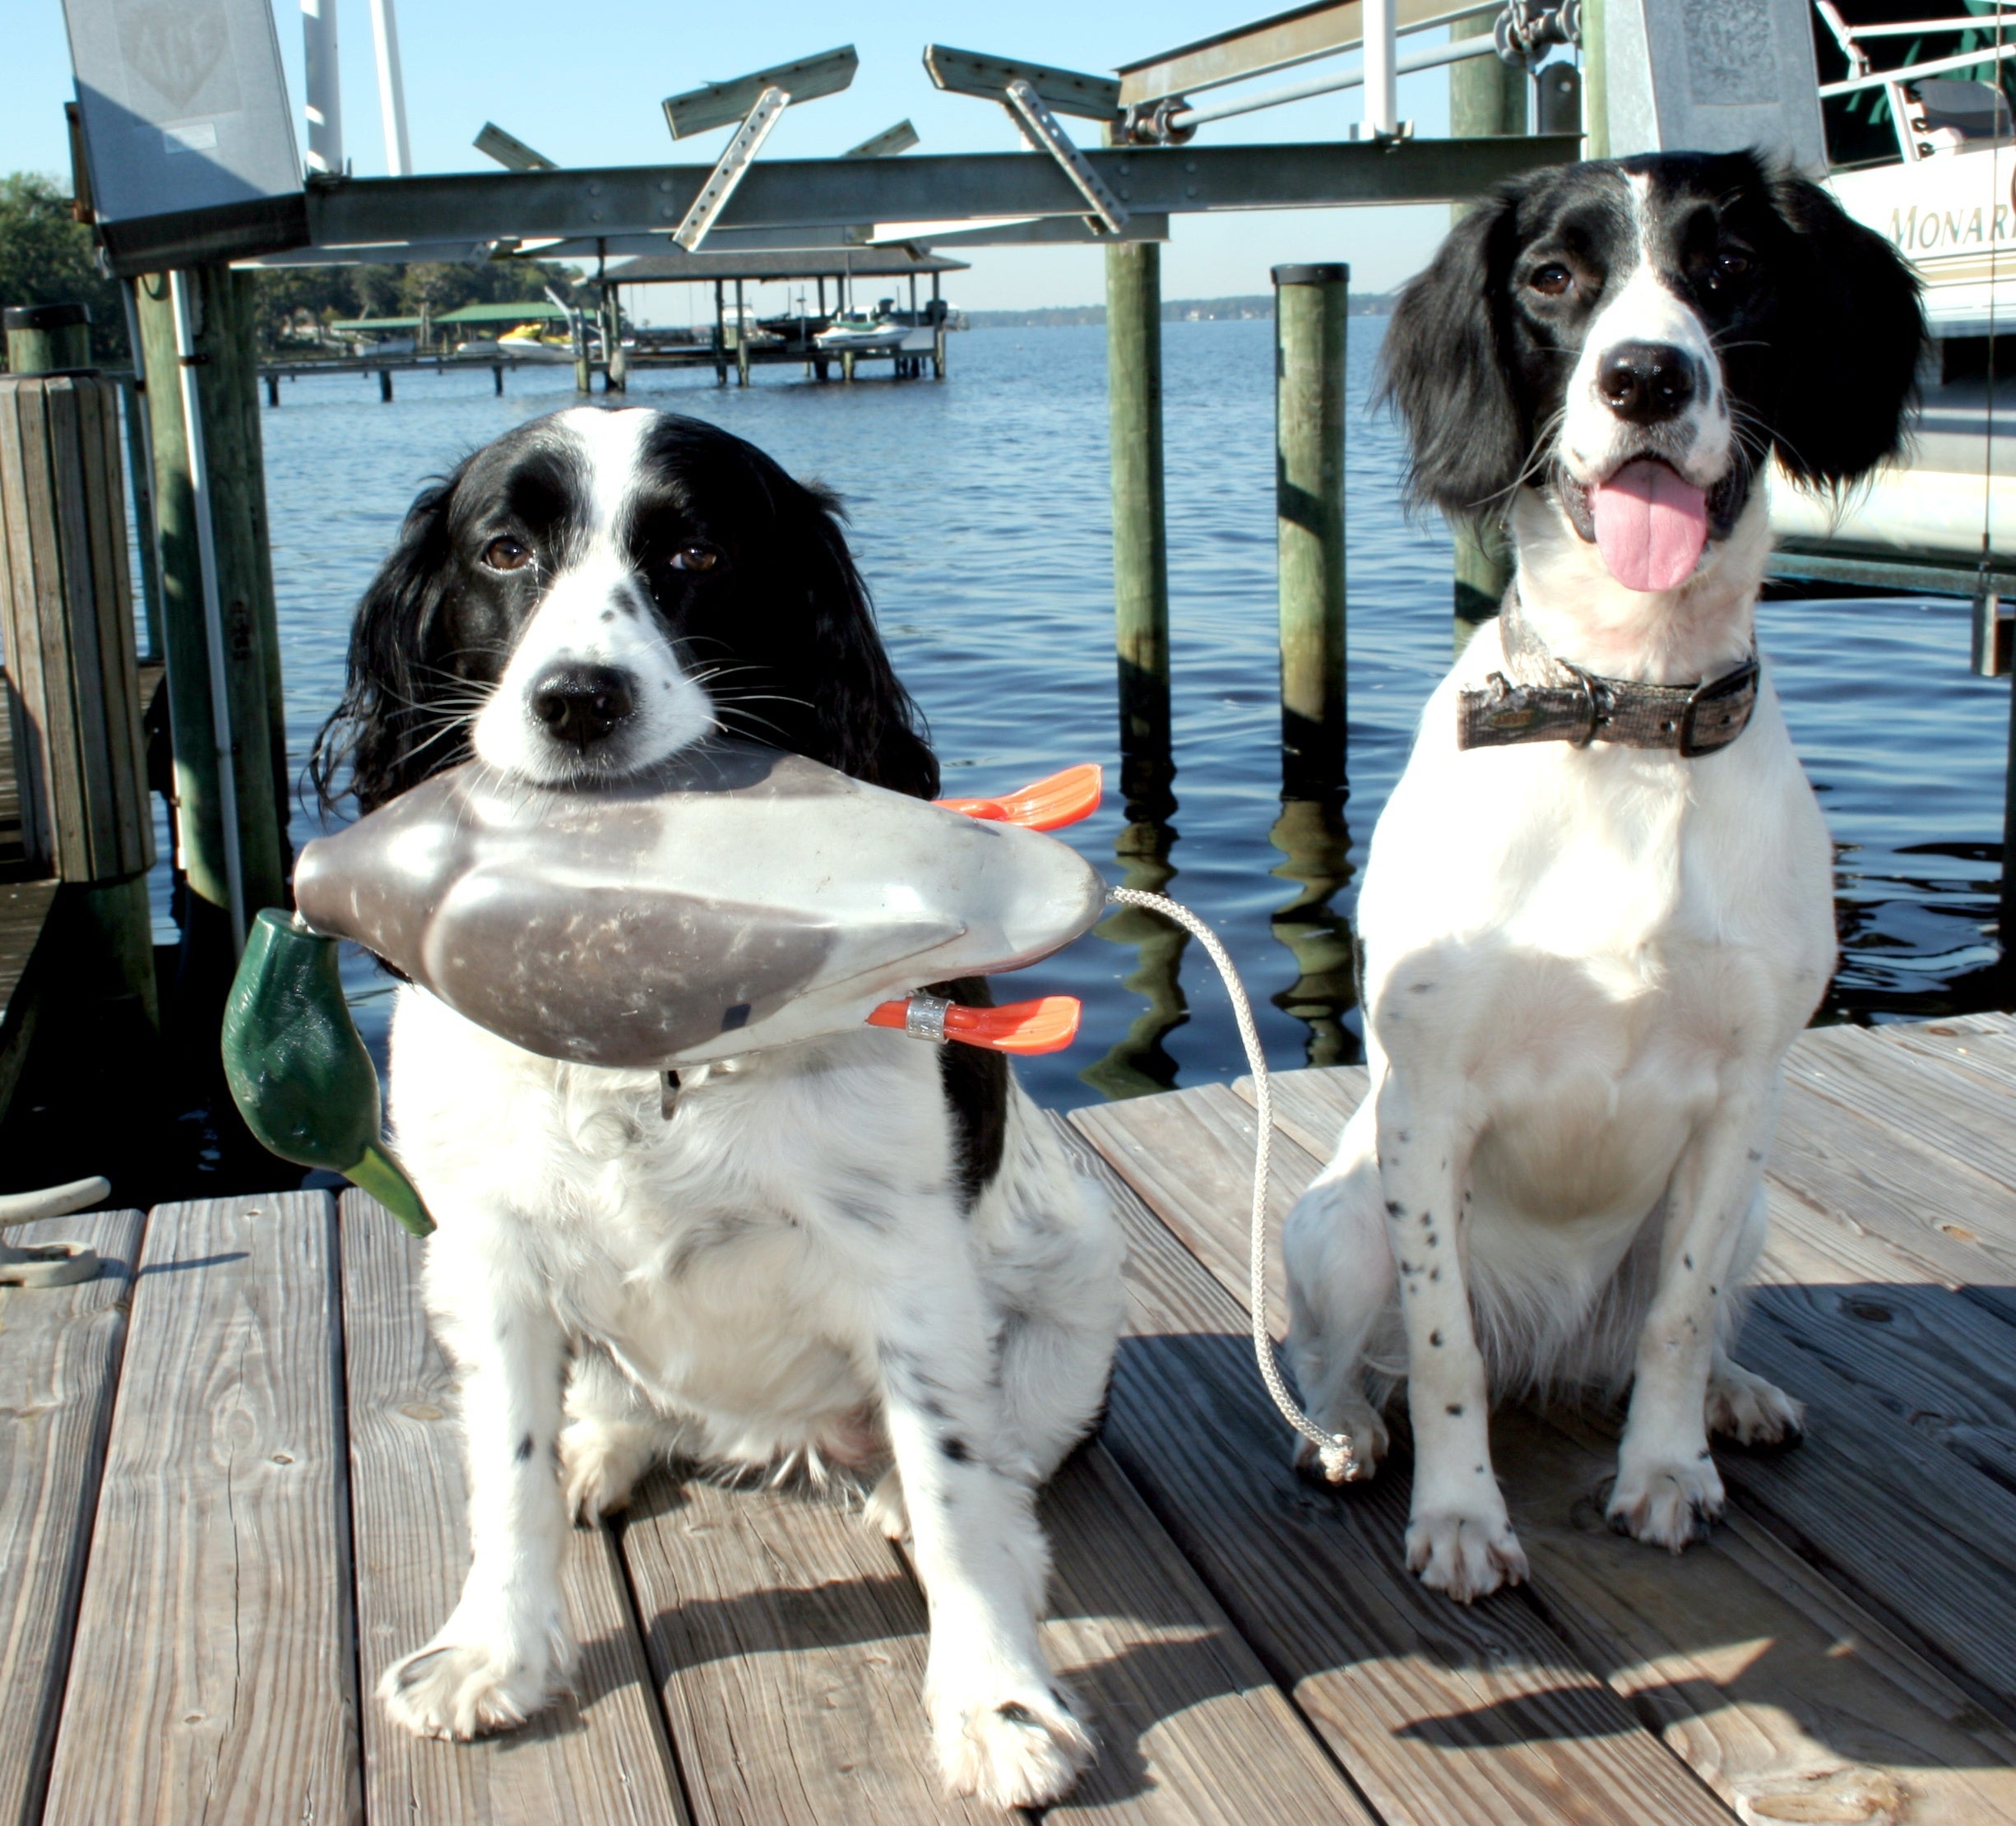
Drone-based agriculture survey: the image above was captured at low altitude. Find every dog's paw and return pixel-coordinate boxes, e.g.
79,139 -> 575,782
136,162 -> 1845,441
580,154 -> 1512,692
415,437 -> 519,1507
1706,1360 -> 1805,1450
378,1622 -> 572,1740
931,1678 -> 1096,1809
1293,1396 -> 1390,1484
863,1467 -> 910,1541
1606,1453 -> 1726,1553
559,1419 -> 655,1523
1405,1504 -> 1527,1602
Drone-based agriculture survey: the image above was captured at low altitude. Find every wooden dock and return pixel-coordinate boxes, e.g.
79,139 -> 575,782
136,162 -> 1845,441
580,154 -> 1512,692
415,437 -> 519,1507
4,1014 -> 2016,1822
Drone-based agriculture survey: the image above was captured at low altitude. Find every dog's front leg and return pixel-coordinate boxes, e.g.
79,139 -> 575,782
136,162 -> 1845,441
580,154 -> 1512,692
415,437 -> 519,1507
1377,1078 -> 1527,1601
380,1238 -> 573,1738
877,1291 -> 1094,1809
1609,1082 -> 1782,1551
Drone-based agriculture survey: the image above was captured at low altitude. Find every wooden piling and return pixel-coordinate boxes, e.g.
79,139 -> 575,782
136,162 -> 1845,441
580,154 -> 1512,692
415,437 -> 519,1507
132,268 -> 289,980
0,322 -> 158,1029
377,368 -> 392,403
1449,8 -> 1520,652
713,281 -> 728,387
1106,241 -> 1170,783
1272,262 -> 1348,795
2,304 -> 93,375
491,363 -> 503,396
604,289 -> 628,392
735,280 -> 750,387
265,373 -> 280,408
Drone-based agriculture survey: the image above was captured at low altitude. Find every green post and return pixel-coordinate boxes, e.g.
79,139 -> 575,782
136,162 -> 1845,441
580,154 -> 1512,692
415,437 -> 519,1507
1450,10 -> 1522,652
1105,240 -> 1171,793
1583,0 -> 1609,159
1272,262 -> 1348,795
2,302 -> 94,374
133,268 -> 290,1002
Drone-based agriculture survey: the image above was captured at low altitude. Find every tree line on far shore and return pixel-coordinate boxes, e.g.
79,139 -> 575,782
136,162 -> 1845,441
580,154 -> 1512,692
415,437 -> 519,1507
0,173 -> 577,368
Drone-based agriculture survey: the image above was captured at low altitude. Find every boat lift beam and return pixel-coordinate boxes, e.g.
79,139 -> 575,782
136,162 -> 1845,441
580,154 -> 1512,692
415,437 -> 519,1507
923,46 -> 1123,123
672,86 -> 791,251
96,134 -> 1578,274
662,46 -> 858,138
1115,0 -> 1485,108
474,123 -> 558,172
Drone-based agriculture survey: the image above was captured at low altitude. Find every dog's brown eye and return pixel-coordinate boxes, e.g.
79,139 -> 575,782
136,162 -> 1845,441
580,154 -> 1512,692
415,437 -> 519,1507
1530,263 -> 1573,297
484,535 -> 532,572
1712,251 -> 1750,284
671,544 -> 719,573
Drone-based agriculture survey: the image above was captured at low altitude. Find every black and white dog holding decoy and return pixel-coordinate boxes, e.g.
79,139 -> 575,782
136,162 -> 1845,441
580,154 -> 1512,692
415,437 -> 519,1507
1282,151 -> 1925,1600
311,407 -> 1121,1806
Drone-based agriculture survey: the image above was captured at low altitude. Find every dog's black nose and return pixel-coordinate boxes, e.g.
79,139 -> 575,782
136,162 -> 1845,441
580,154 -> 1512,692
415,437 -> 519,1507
531,663 -> 635,748
1596,341 -> 1699,424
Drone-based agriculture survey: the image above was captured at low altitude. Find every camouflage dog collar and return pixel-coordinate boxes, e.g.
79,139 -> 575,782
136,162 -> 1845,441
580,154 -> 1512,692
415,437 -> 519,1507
1458,593 -> 1759,758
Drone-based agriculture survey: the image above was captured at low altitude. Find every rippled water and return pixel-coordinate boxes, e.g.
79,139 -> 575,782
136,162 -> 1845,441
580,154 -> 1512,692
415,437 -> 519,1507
243,317 -> 2013,1107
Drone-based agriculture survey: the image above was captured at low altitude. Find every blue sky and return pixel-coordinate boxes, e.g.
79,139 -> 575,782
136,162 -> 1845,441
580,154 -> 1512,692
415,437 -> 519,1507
9,1 -> 1466,310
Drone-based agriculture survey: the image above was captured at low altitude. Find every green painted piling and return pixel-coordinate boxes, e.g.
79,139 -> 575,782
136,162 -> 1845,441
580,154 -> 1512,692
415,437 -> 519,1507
1106,241 -> 1170,776
1272,262 -> 1348,794
1450,10 -> 1520,651
133,269 -> 290,971
3,303 -> 93,374
1583,0 -> 1608,157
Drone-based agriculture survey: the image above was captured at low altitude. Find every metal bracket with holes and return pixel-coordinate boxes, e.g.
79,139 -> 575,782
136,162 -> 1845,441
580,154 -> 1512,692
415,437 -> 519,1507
1000,80 -> 1128,236
672,86 -> 790,252
0,1175 -> 108,1287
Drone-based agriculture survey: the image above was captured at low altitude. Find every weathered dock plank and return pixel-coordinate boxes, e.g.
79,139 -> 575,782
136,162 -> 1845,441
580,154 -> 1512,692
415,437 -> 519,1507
1786,1024 -> 2016,1210
0,1206 -> 144,1826
619,1464 -> 1002,1826
1058,1110 -> 1734,1826
1768,1076 -> 2016,1324
41,1193 -> 361,1826
1230,1060 -> 2016,1744
1031,1443 -> 1376,1823
1495,1408 -> 2016,1824
338,1193 -> 685,1826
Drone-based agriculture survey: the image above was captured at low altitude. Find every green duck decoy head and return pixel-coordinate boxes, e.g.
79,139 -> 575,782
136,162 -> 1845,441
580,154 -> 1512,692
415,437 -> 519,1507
221,909 -> 433,1236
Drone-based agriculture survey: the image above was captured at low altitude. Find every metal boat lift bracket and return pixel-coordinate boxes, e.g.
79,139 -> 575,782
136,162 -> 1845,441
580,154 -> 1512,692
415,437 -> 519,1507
1001,81 -> 1129,236
674,86 -> 791,252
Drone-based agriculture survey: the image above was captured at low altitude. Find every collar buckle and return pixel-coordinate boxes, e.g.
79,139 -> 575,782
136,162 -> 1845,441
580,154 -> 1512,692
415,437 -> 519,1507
1555,660 -> 1602,748
1677,657 -> 1760,758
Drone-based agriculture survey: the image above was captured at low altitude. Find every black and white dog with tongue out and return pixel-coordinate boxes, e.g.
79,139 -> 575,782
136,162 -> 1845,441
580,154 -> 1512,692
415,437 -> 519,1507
1282,151 -> 1925,1601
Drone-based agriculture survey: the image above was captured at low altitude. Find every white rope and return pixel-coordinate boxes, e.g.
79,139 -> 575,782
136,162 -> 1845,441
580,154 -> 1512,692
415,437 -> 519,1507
1107,888 -> 1358,1479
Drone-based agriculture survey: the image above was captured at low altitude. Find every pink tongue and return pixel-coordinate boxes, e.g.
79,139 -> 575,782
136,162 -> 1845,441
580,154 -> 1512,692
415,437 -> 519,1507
1589,459 -> 1708,592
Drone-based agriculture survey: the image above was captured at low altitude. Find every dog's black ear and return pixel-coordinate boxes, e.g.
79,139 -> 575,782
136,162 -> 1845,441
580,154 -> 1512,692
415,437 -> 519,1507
308,464 -> 466,816
1766,168 -> 1926,488
1376,190 -> 1526,523
718,478 -> 939,799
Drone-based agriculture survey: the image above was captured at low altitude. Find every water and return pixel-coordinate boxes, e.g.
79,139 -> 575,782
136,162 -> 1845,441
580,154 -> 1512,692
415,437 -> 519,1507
242,318 -> 2014,1108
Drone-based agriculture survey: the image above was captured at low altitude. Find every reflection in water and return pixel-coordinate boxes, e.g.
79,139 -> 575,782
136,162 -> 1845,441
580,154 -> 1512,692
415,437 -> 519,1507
1268,794 -> 1360,1068
1080,751 -> 1190,1101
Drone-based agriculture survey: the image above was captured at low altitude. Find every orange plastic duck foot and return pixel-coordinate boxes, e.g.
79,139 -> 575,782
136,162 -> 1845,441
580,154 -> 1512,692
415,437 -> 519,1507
867,994 -> 1082,1054
934,763 -> 1101,832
